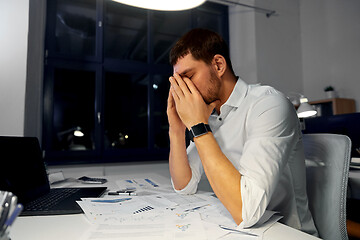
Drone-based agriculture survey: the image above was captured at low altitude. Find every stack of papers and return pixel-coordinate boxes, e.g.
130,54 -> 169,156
77,174 -> 281,240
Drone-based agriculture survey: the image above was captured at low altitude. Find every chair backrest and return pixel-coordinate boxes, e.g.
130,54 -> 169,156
303,133 -> 351,240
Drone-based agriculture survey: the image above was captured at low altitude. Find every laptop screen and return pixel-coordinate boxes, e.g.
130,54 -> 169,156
0,136 -> 50,204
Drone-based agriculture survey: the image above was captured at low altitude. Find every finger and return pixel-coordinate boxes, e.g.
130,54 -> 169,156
173,73 -> 191,96
181,76 -> 201,96
170,86 -> 180,105
169,76 -> 184,99
167,88 -> 175,107
209,100 -> 221,110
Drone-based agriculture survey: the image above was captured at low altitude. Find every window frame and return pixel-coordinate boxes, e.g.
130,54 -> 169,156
42,0 -> 229,165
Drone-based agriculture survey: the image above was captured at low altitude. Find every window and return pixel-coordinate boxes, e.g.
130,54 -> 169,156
43,0 -> 229,164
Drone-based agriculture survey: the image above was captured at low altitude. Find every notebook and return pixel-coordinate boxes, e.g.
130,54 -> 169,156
0,136 -> 107,216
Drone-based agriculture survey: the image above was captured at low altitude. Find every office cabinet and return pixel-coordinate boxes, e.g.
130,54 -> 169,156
310,98 -> 356,117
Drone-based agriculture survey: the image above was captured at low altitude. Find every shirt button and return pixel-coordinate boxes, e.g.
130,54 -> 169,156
219,117 -> 222,121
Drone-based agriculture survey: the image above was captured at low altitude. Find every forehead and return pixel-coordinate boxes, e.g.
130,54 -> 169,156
173,54 -> 206,75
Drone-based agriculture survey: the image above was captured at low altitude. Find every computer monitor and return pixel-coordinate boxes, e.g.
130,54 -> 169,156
303,112 -> 360,158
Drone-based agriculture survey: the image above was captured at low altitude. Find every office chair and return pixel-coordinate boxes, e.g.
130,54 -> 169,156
303,133 -> 351,240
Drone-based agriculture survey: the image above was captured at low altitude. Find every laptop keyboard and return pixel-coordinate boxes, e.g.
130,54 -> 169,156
24,188 -> 80,211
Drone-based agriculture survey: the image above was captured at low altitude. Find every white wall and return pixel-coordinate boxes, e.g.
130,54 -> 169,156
254,0 -> 303,96
229,0 -> 359,112
300,0 -> 360,111
229,0 -> 303,95
229,0 -> 258,84
229,0 -> 303,96
0,0 -> 29,136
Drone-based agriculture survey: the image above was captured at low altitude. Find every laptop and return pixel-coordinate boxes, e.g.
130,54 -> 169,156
0,136 -> 107,216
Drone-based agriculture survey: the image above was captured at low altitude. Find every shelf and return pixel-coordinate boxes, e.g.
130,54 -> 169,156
309,98 -> 356,116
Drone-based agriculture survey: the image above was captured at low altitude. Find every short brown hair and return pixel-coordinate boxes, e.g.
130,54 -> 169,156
170,28 -> 234,74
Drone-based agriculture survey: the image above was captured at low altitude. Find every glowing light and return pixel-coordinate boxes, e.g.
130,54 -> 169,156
111,0 -> 206,11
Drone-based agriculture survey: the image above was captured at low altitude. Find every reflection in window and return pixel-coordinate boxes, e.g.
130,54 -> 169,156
53,68 -> 95,151
55,0 -> 97,57
104,2 -> 147,61
152,11 -> 190,64
195,4 -> 224,32
104,72 -> 148,149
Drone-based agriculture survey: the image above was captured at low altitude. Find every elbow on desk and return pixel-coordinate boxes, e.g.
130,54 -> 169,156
171,178 -> 197,195
233,212 -> 243,226
224,203 -> 243,226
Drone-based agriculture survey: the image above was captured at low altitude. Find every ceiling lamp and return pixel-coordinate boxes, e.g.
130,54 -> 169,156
112,0 -> 207,11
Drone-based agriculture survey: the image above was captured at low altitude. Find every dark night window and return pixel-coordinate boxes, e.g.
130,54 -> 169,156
43,0 -> 228,164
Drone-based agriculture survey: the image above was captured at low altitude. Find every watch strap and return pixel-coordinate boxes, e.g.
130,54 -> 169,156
188,123 -> 212,142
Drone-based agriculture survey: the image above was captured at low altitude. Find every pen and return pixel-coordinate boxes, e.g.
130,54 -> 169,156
0,203 -> 10,234
5,204 -> 23,226
184,204 -> 209,212
0,192 -> 7,207
219,225 -> 258,237
1,204 -> 23,236
0,192 -> 12,231
8,196 -> 18,218
108,191 -> 136,196
0,192 -> 6,216
91,198 -> 132,203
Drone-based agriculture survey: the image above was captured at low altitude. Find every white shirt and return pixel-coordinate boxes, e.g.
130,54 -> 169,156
172,79 -> 318,236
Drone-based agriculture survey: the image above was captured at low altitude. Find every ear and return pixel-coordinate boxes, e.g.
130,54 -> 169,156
212,54 -> 226,77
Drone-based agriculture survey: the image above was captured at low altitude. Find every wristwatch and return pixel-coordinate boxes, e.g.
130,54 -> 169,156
189,123 -> 212,142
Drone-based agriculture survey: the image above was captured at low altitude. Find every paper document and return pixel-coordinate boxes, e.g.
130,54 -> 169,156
77,175 -> 282,240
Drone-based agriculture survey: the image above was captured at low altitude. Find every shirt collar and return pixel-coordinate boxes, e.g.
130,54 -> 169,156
222,77 -> 248,109
210,77 -> 249,117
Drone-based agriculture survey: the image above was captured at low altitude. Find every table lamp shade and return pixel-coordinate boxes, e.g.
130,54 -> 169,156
297,97 -> 317,118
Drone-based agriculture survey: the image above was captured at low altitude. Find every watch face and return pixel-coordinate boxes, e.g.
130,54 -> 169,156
191,123 -> 208,137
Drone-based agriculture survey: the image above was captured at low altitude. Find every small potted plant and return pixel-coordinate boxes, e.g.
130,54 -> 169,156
324,86 -> 337,98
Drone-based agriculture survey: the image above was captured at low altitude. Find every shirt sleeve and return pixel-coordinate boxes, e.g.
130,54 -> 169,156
238,92 -> 300,228
171,142 -> 204,195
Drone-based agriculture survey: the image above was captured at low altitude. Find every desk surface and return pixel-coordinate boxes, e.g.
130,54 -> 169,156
10,213 -> 318,240
9,163 -> 319,240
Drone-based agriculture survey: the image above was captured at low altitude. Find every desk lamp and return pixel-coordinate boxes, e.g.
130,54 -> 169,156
57,126 -> 84,139
111,0 -> 206,11
297,96 -> 317,118
288,92 -> 317,118
57,126 -> 85,150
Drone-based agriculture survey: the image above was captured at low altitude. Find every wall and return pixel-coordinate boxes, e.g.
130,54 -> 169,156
229,0 -> 360,113
0,0 -> 29,136
300,0 -> 360,111
254,0 -> 303,96
229,0 -> 304,96
24,0 -> 46,141
228,0 -> 258,84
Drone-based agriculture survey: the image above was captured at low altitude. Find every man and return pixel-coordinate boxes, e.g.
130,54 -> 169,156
167,28 -> 318,235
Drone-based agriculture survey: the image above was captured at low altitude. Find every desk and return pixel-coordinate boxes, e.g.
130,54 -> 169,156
9,162 -> 319,240
10,214 -> 318,240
